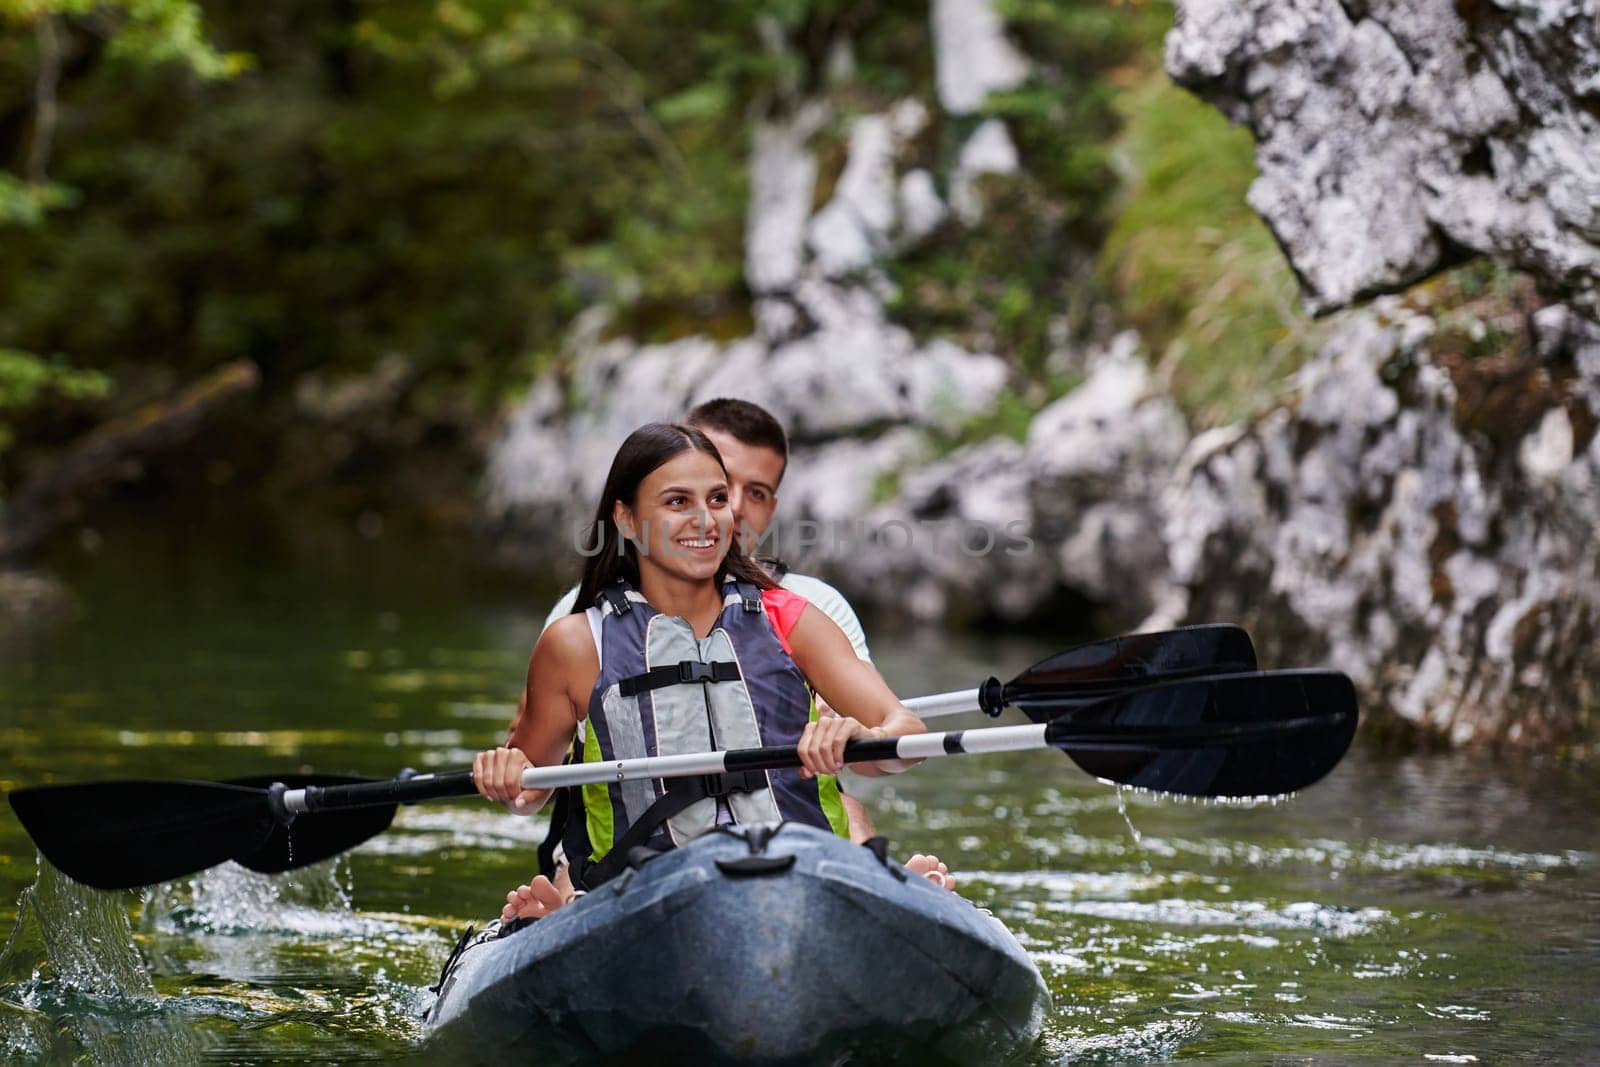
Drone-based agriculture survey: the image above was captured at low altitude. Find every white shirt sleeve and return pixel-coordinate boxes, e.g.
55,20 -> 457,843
778,572 -> 872,662
540,584 -> 581,636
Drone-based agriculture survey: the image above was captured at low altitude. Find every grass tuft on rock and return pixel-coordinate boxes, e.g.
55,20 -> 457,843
1100,77 -> 1313,427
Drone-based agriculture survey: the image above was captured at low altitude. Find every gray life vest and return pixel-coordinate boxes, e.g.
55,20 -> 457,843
568,578 -> 848,887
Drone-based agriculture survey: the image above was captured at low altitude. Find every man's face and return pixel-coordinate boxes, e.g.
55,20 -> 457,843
699,428 -> 784,548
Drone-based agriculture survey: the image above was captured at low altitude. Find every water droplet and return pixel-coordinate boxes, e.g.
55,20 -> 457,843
1115,785 -> 1143,847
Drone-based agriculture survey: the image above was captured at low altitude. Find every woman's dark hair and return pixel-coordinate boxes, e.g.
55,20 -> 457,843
573,422 -> 776,612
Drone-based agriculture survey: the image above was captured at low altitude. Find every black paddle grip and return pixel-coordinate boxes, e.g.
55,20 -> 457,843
298,770 -> 478,813
721,735 -> 904,773
979,676 -> 1005,717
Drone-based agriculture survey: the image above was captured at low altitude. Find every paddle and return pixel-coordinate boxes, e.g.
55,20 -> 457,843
8,669 -> 1356,891
904,623 -> 1258,720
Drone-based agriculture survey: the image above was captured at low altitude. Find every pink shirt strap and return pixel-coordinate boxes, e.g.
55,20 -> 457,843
761,587 -> 810,656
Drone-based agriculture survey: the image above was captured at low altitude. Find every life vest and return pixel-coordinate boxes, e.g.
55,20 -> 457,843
561,578 -> 850,888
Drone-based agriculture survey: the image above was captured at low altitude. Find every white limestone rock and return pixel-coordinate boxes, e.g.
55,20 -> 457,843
808,115 -> 898,277
777,428 -> 932,526
897,169 -> 948,246
1167,0 -> 1600,316
1024,334 -> 1190,620
1518,407 -> 1575,485
930,0 -> 1030,116
689,302 -> 1017,444
821,438 -> 1049,623
485,314 -> 731,547
1026,334 -> 1188,490
908,339 -> 1009,435
950,119 -> 1021,224
746,325 -> 915,440
745,106 -> 827,295
1161,303 -> 1600,747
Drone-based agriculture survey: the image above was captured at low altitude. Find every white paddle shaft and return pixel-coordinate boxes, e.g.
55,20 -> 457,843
900,688 -> 983,719
510,723 -> 1050,791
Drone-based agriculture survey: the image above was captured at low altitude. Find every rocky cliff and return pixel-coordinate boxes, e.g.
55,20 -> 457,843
1153,0 -> 1599,746
1166,0 -> 1600,318
1157,297 -> 1598,747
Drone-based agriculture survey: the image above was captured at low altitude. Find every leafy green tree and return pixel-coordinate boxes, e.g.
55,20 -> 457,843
1,0 -> 243,465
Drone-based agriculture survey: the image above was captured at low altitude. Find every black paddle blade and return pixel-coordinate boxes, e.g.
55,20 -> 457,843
1006,624 -> 1258,723
227,775 -> 395,874
7,780 -> 277,891
1045,670 -> 1358,798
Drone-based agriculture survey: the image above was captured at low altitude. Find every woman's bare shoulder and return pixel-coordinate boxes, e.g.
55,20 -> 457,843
523,612 -> 598,726
535,612 -> 595,664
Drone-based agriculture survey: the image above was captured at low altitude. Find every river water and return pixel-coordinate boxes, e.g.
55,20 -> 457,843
1,514 -> 1595,1062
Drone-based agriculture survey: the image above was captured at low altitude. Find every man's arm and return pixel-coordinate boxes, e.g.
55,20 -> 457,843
778,572 -> 870,661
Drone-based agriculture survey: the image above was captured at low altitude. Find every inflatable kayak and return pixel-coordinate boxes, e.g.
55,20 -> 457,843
423,822 -> 1049,1063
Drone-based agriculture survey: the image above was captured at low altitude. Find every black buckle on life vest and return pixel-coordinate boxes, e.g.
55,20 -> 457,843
618,659 -> 742,697
678,660 -> 717,684
734,580 -> 762,614
599,580 -> 633,616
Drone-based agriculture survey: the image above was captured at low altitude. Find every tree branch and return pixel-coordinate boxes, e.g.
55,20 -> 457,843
26,15 -> 61,183
0,360 -> 261,560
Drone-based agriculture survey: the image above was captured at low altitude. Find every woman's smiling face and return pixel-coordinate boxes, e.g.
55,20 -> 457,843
613,449 -> 734,582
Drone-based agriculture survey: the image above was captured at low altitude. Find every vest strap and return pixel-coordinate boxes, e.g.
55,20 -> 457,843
734,580 -> 762,614
534,733 -> 584,881
598,580 -> 633,616
617,659 -> 741,697
574,770 -> 766,889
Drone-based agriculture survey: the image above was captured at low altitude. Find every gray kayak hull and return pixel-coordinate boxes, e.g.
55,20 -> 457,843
424,823 -> 1049,1063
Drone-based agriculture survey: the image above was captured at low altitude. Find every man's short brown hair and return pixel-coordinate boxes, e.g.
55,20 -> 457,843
686,398 -> 789,482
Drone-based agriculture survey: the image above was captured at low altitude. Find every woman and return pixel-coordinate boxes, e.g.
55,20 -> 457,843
475,422 -> 949,922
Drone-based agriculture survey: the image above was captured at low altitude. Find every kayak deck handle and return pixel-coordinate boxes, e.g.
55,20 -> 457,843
714,854 -> 797,878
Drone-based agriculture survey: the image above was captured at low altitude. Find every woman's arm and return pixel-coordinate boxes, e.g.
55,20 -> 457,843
473,614 -> 593,813
785,604 -> 925,778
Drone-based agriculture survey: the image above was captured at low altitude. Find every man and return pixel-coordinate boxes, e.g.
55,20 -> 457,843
520,398 -> 887,844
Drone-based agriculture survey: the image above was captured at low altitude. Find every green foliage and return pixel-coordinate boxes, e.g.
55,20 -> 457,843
0,347 -> 109,407
953,384 -> 1060,446
0,0 -> 970,453
870,467 -> 900,505
996,0 -> 1170,234
0,0 -> 1320,502
1100,77 -> 1311,425
0,347 -> 111,451
0,173 -> 77,227
886,1 -> 1172,386
0,0 -> 244,469
102,0 -> 250,77
654,81 -> 732,125
2,0 -> 248,77
0,1 -> 766,413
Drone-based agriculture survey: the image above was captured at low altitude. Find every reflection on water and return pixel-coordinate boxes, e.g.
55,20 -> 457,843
0,514 -> 1596,1062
